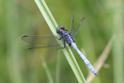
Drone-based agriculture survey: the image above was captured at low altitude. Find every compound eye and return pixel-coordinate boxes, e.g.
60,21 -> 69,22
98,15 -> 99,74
60,26 -> 65,30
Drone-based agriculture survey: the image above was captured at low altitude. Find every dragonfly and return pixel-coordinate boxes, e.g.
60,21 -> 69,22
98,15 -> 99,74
22,17 -> 97,75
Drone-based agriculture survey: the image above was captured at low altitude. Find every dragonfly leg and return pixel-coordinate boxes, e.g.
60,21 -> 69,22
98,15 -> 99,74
58,36 -> 62,40
63,40 -> 66,48
57,37 -> 66,48
56,40 -> 66,50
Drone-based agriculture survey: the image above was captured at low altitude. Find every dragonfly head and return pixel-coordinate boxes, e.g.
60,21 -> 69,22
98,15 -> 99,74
56,26 -> 65,34
60,26 -> 68,31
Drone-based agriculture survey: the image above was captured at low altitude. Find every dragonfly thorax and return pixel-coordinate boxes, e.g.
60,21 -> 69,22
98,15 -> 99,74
57,27 -> 74,46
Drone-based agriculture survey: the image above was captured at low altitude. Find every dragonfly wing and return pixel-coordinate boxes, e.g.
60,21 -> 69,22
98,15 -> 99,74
21,34 -> 60,49
70,16 -> 74,34
28,44 -> 59,49
21,35 -> 55,43
73,17 -> 85,36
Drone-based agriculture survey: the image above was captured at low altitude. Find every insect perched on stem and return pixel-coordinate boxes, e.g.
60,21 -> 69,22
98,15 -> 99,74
22,17 -> 97,75
56,17 -> 97,75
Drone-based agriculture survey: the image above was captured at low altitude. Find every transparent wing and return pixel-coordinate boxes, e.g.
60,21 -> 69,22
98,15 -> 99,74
73,17 -> 85,36
21,35 -> 59,49
21,35 -> 54,42
70,16 -> 74,34
69,16 -> 85,37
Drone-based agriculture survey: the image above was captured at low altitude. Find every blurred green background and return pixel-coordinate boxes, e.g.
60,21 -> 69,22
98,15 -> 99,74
0,0 -> 124,83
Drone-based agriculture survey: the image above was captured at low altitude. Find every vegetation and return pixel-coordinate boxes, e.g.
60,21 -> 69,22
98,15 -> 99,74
0,0 -> 123,83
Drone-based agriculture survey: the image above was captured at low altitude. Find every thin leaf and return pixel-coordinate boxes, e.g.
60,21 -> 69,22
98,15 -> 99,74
86,35 -> 115,83
34,0 -> 86,82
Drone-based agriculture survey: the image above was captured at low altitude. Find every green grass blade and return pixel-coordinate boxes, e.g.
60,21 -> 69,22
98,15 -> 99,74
5,0 -> 23,83
34,0 -> 58,36
55,52 -> 61,83
34,0 -> 85,82
112,1 -> 124,82
42,61 -> 54,83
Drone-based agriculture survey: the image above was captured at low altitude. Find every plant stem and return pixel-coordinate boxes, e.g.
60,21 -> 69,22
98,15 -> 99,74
34,0 -> 86,82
